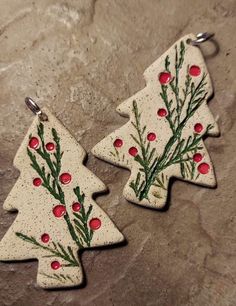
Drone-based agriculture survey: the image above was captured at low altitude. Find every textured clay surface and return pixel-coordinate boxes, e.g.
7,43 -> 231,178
0,0 -> 235,305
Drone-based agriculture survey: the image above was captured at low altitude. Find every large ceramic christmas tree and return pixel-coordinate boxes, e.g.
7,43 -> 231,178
92,34 -> 219,209
0,108 -> 124,288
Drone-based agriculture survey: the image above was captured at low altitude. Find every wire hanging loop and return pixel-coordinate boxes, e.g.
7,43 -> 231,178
188,32 -> 214,46
25,97 -> 48,121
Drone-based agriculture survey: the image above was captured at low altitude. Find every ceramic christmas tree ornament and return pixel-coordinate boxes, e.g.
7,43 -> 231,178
0,98 -> 124,288
92,33 -> 219,209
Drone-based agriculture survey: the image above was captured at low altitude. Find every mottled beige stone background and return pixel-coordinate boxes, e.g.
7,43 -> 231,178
0,0 -> 235,305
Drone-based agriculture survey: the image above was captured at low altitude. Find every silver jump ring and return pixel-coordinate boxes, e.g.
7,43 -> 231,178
188,32 -> 214,46
25,97 -> 48,121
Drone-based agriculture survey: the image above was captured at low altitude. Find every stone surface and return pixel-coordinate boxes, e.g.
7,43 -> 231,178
0,0 -> 235,305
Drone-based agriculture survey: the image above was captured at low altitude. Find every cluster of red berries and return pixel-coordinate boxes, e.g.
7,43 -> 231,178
28,137 -> 55,151
158,65 -> 201,86
113,132 -> 157,157
42,208 -> 101,270
41,202 -> 101,270
29,136 -> 73,186
52,203 -> 101,231
113,120 -> 209,174
192,152 -> 210,174
29,137 -> 58,187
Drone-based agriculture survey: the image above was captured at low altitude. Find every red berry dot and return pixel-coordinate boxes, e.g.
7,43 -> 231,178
46,142 -> 55,151
59,173 -> 72,185
33,177 -> 42,187
51,261 -> 61,270
89,218 -> 101,230
157,108 -> 167,117
189,65 -> 201,77
28,137 -> 39,149
129,147 -> 138,157
159,72 -> 172,84
193,153 -> 203,163
53,205 -> 66,218
41,233 -> 50,243
198,162 -> 210,174
194,123 -> 203,134
147,132 -> 156,141
113,139 -> 123,148
72,202 -> 81,212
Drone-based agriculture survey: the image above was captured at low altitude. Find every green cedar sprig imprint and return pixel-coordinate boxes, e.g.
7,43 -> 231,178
130,40 -> 211,201
16,123 -> 96,281
15,232 -> 79,267
73,187 -> 94,247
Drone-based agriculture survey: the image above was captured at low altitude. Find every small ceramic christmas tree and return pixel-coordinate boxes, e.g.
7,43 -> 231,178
92,34 -> 219,209
0,108 -> 124,288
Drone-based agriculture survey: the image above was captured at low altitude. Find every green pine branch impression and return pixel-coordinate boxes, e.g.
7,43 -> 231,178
129,100 -> 158,197
15,232 -> 79,267
129,40 -> 212,201
16,122 -> 99,281
40,272 -> 75,284
73,186 -> 94,247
